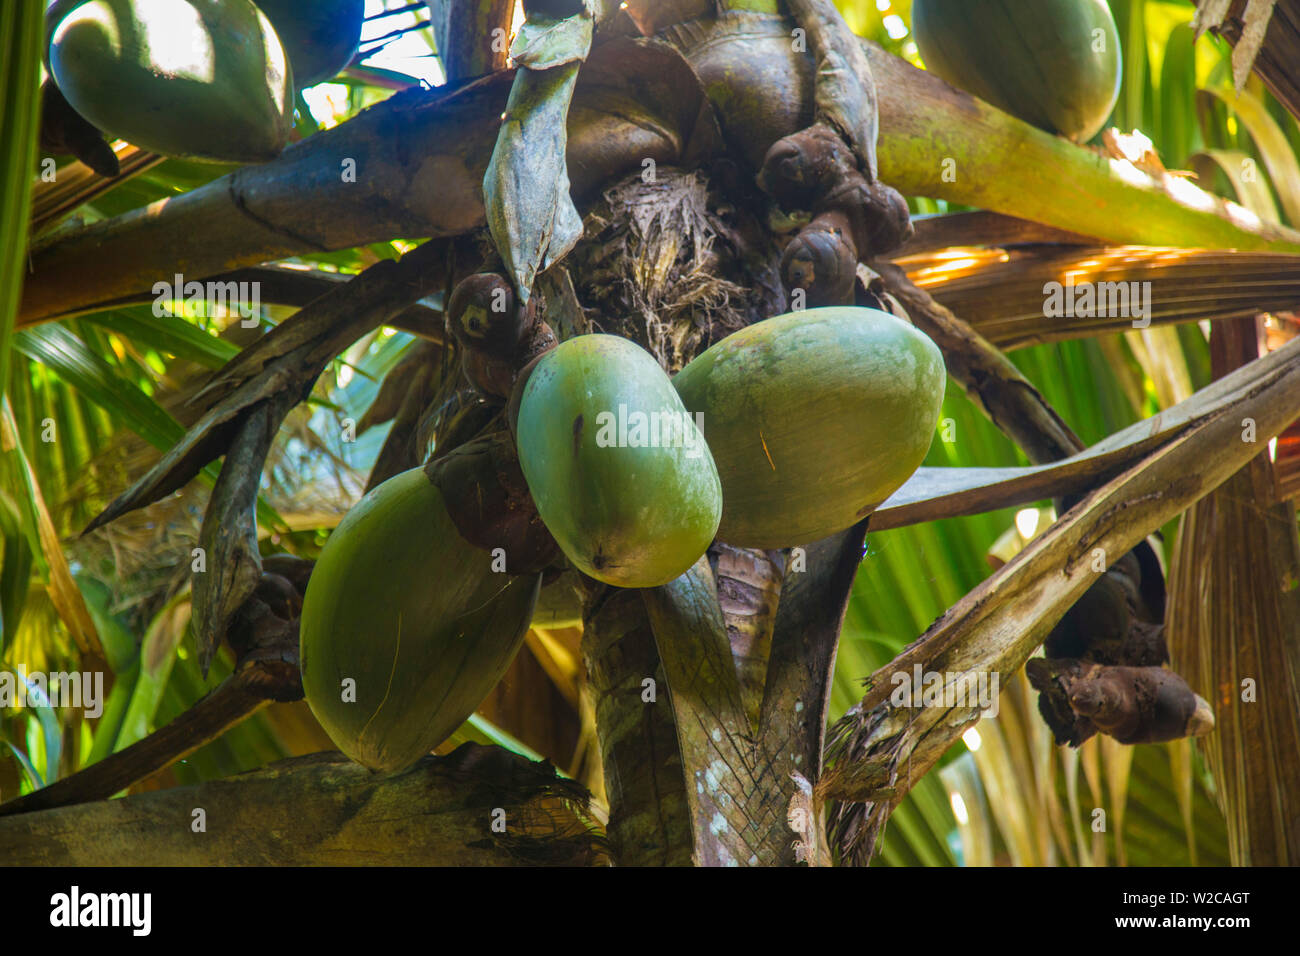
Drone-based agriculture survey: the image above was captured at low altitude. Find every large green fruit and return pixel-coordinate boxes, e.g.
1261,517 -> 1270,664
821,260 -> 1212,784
300,467 -> 540,773
672,307 -> 946,548
911,0 -> 1121,143
44,1 -> 83,68
515,335 -> 722,588
255,0 -> 365,89
48,0 -> 293,162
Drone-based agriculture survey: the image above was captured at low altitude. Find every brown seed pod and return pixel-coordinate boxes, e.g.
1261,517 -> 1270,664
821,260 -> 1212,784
1069,665 -> 1214,745
446,272 -> 525,357
781,212 -> 859,308
1027,658 -> 1214,747
447,273 -> 556,399
757,124 -> 858,211
758,124 -> 913,259
225,569 -> 305,702
827,178 -> 915,259
260,553 -> 315,595
39,79 -> 119,178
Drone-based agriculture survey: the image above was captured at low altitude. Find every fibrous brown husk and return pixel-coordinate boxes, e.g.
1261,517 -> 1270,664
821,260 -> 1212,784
566,166 -> 784,371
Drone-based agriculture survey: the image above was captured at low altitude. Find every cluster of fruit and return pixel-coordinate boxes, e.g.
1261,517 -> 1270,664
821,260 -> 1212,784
41,0 -> 365,169
301,307 -> 947,772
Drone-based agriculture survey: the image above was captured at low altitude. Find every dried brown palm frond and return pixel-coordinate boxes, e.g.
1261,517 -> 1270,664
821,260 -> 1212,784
823,331 -> 1300,864
1194,0 -> 1300,121
29,143 -> 163,236
898,244 -> 1300,349
73,495 -> 201,621
1166,317 -> 1300,865
893,211 -> 1097,258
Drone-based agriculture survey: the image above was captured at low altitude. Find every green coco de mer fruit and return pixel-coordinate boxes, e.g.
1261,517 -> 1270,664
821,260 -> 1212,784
911,0 -> 1122,143
49,0 -> 294,163
673,307 -> 946,548
254,0 -> 365,89
515,334 -> 722,588
300,467 -> 540,773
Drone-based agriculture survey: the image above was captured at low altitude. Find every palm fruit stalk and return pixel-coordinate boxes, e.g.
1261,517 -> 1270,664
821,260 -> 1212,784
911,0 -> 1122,143
47,0 -> 294,163
672,307 -> 946,548
512,334 -> 723,588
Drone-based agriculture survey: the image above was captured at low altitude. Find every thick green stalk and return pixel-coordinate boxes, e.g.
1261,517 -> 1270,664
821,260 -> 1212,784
0,2 -> 45,398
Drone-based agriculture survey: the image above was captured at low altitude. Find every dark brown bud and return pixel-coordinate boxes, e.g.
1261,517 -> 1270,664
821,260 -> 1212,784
781,212 -> 859,308
1027,658 -> 1214,747
757,124 -> 857,210
39,79 -> 119,178
836,180 -> 914,258
447,273 -> 557,399
446,273 -> 523,356
260,553 -> 315,594
1068,665 -> 1212,745
758,124 -> 913,259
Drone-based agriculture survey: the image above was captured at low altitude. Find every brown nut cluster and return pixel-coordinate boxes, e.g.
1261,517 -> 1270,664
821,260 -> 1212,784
1027,658 -> 1214,746
759,123 -> 914,308
1028,547 -> 1212,747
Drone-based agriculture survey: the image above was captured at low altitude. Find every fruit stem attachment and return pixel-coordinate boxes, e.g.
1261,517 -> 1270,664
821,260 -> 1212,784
447,272 -> 557,399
